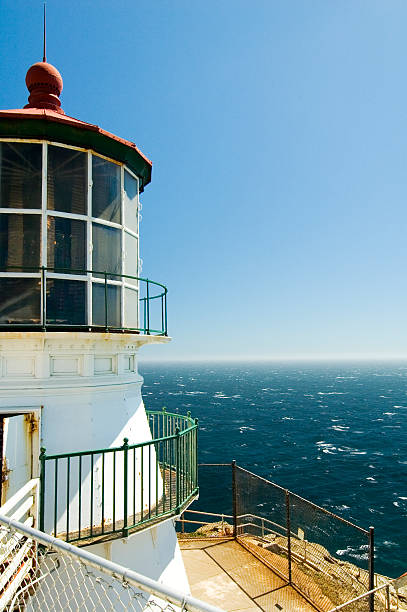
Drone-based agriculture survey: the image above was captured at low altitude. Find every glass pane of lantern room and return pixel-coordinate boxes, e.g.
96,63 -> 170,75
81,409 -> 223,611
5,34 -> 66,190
0,214 -> 40,271
92,283 -> 121,327
47,145 -> 87,215
124,287 -> 138,329
124,170 -> 138,230
92,223 -> 121,278
0,278 -> 41,324
0,142 -> 42,209
46,279 -> 87,325
47,216 -> 86,273
92,156 -> 121,223
124,232 -> 138,283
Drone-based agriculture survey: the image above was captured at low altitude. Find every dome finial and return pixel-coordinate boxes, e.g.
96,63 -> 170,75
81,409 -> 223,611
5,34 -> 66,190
24,62 -> 64,114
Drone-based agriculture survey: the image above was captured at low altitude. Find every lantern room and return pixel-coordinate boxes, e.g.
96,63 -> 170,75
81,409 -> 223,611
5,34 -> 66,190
0,61 -> 165,334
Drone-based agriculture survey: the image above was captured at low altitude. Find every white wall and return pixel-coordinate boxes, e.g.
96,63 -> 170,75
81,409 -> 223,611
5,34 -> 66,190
0,332 -> 168,540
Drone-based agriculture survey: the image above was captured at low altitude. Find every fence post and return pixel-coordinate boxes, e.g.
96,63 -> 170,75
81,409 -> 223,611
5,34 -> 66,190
369,526 -> 375,612
385,584 -> 390,612
232,460 -> 237,538
286,490 -> 292,585
175,427 -> 180,512
122,438 -> 129,537
194,419 -> 199,490
39,447 -> 46,532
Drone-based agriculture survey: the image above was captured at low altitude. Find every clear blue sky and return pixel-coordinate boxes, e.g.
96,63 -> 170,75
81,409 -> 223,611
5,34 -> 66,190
1,0 -> 407,361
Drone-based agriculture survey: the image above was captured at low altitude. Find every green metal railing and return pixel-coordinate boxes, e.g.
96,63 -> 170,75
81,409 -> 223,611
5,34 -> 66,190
39,409 -> 198,543
0,265 -> 167,335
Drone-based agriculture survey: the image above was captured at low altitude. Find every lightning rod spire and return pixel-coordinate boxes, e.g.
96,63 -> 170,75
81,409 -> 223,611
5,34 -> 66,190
43,3 -> 46,63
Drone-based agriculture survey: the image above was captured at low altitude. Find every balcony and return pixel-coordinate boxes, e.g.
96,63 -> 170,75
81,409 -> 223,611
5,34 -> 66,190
39,409 -> 198,543
0,266 -> 167,335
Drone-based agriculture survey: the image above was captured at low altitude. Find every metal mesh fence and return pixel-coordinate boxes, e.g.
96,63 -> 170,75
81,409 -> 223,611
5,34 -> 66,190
288,490 -> 371,610
0,516 -> 223,612
177,464 -> 233,537
327,584 -> 393,612
234,466 -> 373,611
0,526 -> 171,611
181,463 -> 379,612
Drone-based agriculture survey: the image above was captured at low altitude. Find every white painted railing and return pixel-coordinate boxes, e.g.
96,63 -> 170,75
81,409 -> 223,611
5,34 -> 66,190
0,478 -> 39,526
0,513 -> 225,612
0,479 -> 39,610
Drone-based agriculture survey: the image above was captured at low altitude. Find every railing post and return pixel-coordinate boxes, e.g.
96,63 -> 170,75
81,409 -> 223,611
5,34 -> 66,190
385,584 -> 390,612
369,526 -> 375,612
175,427 -> 180,511
41,266 -> 46,330
286,490 -> 292,585
161,293 -> 164,335
194,418 -> 199,490
39,447 -> 46,532
122,438 -> 129,538
232,460 -> 237,538
104,271 -> 108,331
164,291 -> 168,336
146,279 -> 150,335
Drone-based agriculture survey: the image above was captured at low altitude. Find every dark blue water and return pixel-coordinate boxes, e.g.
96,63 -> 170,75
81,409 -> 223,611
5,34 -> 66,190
139,361 -> 407,577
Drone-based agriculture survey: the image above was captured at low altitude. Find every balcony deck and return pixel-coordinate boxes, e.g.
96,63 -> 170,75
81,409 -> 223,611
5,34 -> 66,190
40,410 -> 198,544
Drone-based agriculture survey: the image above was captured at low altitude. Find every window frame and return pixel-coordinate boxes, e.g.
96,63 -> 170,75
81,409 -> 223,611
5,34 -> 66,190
0,138 -> 141,329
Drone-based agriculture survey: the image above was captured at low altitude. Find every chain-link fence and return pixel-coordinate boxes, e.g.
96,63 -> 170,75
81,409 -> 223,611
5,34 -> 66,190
234,465 -> 374,610
178,463 -> 383,612
328,583 -> 393,612
0,514 -> 223,612
177,464 -> 233,538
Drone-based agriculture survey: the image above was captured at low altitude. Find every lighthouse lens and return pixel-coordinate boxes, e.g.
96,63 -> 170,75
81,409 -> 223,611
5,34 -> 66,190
0,278 -> 40,324
47,145 -> 87,215
46,279 -> 87,326
0,213 -> 40,271
0,142 -> 42,209
47,216 -> 86,274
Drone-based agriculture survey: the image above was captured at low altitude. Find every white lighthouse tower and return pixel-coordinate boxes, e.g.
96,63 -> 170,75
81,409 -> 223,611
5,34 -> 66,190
0,56 -> 197,592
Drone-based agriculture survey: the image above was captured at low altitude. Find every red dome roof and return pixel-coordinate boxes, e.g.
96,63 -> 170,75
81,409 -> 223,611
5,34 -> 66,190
24,61 -> 64,114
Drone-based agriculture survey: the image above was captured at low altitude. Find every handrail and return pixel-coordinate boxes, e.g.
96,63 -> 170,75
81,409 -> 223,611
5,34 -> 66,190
0,265 -> 168,335
43,411 -> 196,460
0,479 -> 39,517
328,582 -> 392,611
235,464 -> 370,535
39,409 -> 198,543
0,514 -> 225,612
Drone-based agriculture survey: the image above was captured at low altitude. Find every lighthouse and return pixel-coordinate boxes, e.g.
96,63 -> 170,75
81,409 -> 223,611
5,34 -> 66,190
0,56 -> 197,592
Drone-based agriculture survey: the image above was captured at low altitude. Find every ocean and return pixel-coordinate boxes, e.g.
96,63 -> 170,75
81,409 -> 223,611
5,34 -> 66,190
139,361 -> 407,578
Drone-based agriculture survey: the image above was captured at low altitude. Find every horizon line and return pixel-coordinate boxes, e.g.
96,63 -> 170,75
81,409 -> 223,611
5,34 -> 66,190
138,353 -> 407,363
